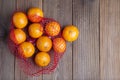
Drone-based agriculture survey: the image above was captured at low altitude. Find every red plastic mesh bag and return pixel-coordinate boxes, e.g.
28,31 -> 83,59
8,17 -> 65,76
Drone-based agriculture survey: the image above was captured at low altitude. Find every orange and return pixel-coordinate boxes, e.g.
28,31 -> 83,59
28,7 -> 44,22
18,42 -> 35,58
45,21 -> 60,36
36,36 -> 52,52
13,12 -> 28,29
35,52 -> 50,67
53,38 -> 66,53
10,29 -> 26,44
62,25 -> 79,42
28,23 -> 43,38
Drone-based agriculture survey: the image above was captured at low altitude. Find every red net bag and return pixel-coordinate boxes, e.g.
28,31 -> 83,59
8,17 -> 65,76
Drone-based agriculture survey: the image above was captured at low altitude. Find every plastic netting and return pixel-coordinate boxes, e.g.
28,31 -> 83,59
8,17 -> 65,76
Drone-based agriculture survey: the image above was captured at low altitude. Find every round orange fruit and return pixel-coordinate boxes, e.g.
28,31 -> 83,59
35,52 -> 50,67
53,38 -> 66,53
45,21 -> 60,36
13,12 -> 28,29
36,36 -> 52,52
28,23 -> 43,38
18,42 -> 35,58
62,25 -> 79,42
10,29 -> 26,44
28,7 -> 44,22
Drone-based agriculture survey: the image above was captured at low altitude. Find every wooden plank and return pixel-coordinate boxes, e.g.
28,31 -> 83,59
100,0 -> 120,80
0,0 -> 16,80
15,0 -> 43,80
73,0 -> 100,80
43,0 -> 72,80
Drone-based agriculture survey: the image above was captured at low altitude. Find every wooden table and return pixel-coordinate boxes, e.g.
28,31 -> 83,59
0,0 -> 120,80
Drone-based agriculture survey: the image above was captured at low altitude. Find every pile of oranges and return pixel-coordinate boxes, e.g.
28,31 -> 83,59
9,7 -> 79,68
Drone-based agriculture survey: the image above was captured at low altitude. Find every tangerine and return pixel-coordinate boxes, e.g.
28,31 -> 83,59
45,21 -> 60,36
62,25 -> 79,42
53,38 -> 66,53
35,52 -> 50,67
10,29 -> 26,44
28,7 -> 44,22
13,12 -> 28,29
36,36 -> 52,52
18,42 -> 35,58
28,23 -> 43,38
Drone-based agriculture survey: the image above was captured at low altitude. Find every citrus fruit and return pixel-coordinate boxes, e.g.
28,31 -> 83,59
13,12 -> 28,29
45,21 -> 60,36
36,36 -> 52,52
18,42 -> 35,58
53,38 -> 66,53
10,29 -> 26,44
28,7 -> 44,22
28,23 -> 43,38
35,52 -> 50,67
62,25 -> 79,42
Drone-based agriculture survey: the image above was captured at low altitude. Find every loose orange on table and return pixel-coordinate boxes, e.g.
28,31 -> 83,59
36,36 -> 52,52
62,25 -> 79,42
53,38 -> 66,53
28,23 -> 43,38
13,12 -> 28,29
28,7 -> 44,22
10,29 -> 26,44
18,42 -> 35,58
35,52 -> 50,67
45,21 -> 60,36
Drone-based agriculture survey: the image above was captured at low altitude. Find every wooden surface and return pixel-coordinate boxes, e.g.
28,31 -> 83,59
0,0 -> 120,80
73,0 -> 100,80
100,0 -> 120,80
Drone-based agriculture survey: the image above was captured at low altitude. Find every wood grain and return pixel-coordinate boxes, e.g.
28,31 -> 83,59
43,0 -> 72,80
73,0 -> 100,80
1,0 -> 120,80
100,0 -> 120,80
0,0 -> 16,80
15,0 -> 42,80
0,0 -> 15,80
